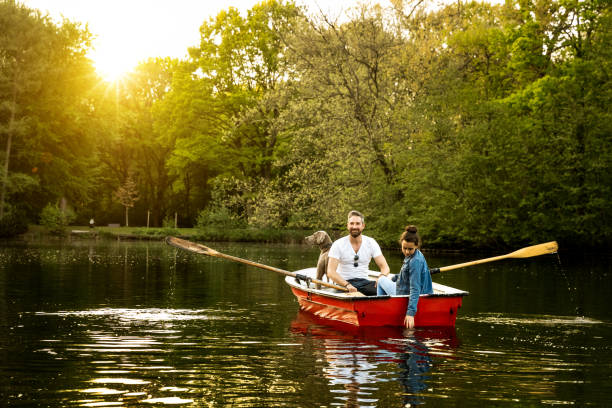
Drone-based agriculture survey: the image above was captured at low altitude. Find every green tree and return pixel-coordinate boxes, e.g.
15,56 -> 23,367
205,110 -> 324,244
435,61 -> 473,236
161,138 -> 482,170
268,3 -> 419,227
160,0 -> 300,225
393,0 -> 611,247
0,1 -> 97,222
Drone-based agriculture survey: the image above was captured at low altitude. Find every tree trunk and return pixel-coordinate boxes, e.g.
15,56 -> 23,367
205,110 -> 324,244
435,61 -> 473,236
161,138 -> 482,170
0,81 -> 17,220
125,206 -> 129,227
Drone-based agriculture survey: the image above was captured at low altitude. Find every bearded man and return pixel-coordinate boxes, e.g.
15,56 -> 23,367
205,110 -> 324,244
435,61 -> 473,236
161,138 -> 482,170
327,210 -> 390,296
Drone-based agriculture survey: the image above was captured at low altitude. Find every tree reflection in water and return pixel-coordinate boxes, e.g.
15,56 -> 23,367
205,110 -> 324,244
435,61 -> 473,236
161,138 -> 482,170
291,311 -> 459,406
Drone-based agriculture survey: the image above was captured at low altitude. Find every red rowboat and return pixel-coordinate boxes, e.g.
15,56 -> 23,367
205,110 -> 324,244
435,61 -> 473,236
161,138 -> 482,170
285,267 -> 468,327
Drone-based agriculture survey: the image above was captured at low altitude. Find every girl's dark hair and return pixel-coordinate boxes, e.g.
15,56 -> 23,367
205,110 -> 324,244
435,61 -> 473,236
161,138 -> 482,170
399,225 -> 421,246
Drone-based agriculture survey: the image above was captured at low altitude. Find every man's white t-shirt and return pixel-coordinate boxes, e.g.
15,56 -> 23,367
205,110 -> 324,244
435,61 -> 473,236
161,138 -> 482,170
328,235 -> 383,280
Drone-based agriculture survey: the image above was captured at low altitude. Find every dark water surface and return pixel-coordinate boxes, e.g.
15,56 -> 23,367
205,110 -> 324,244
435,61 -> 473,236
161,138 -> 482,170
1,239 -> 611,407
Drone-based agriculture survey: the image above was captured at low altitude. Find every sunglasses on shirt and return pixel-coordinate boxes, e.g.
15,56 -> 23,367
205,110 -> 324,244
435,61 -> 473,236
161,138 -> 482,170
353,254 -> 359,267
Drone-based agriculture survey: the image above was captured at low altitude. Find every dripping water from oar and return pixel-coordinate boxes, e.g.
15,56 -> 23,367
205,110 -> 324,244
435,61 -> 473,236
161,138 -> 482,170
554,251 -> 583,316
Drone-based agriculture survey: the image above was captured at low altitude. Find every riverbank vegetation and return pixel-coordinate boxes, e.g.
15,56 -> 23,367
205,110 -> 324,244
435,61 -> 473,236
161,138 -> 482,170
1,0 -> 610,249
23,225 -> 320,246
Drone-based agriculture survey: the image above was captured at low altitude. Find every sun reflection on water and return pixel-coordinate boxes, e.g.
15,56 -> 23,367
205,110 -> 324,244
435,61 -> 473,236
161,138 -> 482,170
35,307 -> 231,322
33,308 -> 233,405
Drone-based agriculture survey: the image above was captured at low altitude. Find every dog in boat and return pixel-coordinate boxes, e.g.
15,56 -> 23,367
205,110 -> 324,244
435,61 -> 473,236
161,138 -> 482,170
305,231 -> 333,289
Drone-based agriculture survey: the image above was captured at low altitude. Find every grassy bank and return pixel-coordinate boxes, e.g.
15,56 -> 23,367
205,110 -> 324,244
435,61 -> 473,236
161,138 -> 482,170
18,225 -> 560,254
20,225 -> 434,248
22,225 -> 315,244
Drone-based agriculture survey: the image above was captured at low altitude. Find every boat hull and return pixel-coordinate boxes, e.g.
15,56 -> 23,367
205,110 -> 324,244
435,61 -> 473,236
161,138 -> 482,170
287,268 -> 468,327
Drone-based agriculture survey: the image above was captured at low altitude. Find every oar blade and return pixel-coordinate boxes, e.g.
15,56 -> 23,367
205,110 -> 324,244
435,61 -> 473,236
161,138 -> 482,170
433,240 -> 559,274
509,241 -> 558,258
166,236 -> 217,256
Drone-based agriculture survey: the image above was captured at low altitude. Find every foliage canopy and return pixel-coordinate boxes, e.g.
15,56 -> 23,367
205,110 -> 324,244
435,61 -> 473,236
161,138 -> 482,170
1,0 -> 609,248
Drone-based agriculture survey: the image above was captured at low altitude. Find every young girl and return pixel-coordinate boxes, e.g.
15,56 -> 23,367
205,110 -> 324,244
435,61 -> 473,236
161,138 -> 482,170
377,225 -> 433,328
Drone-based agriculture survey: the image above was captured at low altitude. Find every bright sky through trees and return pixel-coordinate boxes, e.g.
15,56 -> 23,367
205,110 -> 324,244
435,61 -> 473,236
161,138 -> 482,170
21,0 -> 390,81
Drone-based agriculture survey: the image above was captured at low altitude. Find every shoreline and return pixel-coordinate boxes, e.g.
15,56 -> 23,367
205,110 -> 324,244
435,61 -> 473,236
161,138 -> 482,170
7,225 -> 576,255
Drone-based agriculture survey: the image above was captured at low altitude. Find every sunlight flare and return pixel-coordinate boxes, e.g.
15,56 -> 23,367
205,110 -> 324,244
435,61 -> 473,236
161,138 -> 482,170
89,47 -> 136,82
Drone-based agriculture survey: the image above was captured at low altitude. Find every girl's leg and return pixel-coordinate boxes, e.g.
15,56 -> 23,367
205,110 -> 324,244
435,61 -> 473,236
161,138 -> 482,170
377,275 -> 397,296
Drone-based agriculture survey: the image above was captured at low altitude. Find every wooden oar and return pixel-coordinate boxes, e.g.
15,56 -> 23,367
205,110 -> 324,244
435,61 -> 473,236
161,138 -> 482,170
430,241 -> 559,274
166,236 -> 348,291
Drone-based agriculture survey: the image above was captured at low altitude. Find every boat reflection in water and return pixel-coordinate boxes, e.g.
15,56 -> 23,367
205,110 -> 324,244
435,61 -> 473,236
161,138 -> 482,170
291,311 -> 459,407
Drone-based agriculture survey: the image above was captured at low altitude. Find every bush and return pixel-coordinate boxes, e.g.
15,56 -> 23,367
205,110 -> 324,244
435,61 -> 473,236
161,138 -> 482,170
196,207 -> 245,229
40,204 -> 76,236
0,210 -> 29,238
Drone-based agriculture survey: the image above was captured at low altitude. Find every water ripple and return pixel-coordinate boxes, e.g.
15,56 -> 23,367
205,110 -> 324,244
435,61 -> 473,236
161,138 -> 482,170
462,313 -> 604,326
35,307 -> 245,323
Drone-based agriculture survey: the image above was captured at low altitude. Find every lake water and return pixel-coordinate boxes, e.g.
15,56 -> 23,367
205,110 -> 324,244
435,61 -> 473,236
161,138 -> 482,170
1,239 -> 611,407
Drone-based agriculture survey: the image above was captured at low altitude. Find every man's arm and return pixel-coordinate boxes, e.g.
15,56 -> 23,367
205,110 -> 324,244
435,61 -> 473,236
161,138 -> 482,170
373,254 -> 390,276
327,257 -> 358,292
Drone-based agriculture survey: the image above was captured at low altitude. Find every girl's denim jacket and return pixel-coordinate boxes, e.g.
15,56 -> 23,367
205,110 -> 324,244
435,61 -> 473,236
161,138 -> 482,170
392,249 -> 433,316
